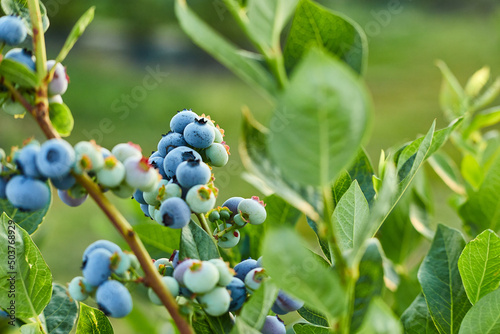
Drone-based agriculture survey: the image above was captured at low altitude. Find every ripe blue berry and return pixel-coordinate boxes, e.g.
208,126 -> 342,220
205,143 -> 229,167
261,316 -> 286,334
185,184 -> 216,214
50,172 -> 76,190
208,258 -> 234,286
184,260 -> 220,294
226,277 -> 247,312
238,197 -> 267,225
170,250 -> 180,268
47,60 -> 68,96
158,197 -> 191,229
111,142 -> 142,163
96,156 -> 126,188
6,176 -> 50,211
148,276 -> 180,305
0,16 -> 27,45
170,109 -> 198,133
197,287 -> 231,317
4,48 -> 35,71
244,267 -> 267,293
158,131 -> 187,156
14,143 -> 42,179
222,197 -> 244,218
173,259 -> 196,286
234,258 -> 258,281
133,189 -> 147,205
82,248 -> 112,287
140,203 -> 150,217
0,177 -> 8,199
36,139 -> 75,178
176,159 -> 211,189
163,146 -> 202,179
96,280 -> 133,318
68,276 -> 93,302
82,240 -> 122,266
148,153 -> 167,179
58,189 -> 87,207
124,156 -> 159,192
183,117 -> 215,149
271,290 -> 304,315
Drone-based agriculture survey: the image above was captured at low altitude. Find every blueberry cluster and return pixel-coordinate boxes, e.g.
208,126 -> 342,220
149,253 -> 234,317
68,240 -> 139,318
209,196 -> 267,248
0,139 -> 161,211
133,109 -> 230,230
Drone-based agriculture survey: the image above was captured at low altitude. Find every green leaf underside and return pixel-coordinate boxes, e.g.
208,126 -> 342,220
55,7 -> 95,63
49,103 -> 74,137
20,323 -> 43,334
351,239 -> 385,333
332,180 -> 370,252
284,0 -> 367,75
293,323 -> 330,334
401,293 -> 439,334
458,230 -> 500,304
239,279 -> 278,329
297,306 -> 329,327
458,289 -> 500,334
356,298 -> 402,334
134,223 -> 181,258
43,284 -> 78,334
175,0 -> 277,97
417,224 -> 471,334
0,213 -> 52,321
306,216 -> 331,263
428,152 -> 465,195
0,58 -> 39,88
268,47 -> 371,187
0,185 -> 51,234
262,228 -> 346,320
460,154 -> 500,234
264,194 -> 302,228
179,220 -> 219,261
240,108 -> 322,221
76,303 -> 113,334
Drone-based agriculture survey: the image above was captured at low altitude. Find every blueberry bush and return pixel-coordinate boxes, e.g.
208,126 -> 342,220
0,0 -> 500,333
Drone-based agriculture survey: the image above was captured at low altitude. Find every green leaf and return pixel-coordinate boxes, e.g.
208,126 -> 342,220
75,303 -> 113,334
306,217 -> 331,263
417,224 -> 471,334
460,154 -> 500,234
239,279 -> 278,329
332,172 -> 351,207
55,7 -> 95,64
284,0 -> 367,75
263,194 -> 302,228
332,180 -> 370,252
400,293 -> 439,334
293,323 -> 330,334
20,323 -> 43,334
297,306 -> 329,327
43,284 -> 78,334
179,220 -> 219,261
458,289 -> 500,334
240,108 -> 321,221
262,228 -> 346,321
351,239 -> 385,333
465,66 -> 490,98
268,47 -> 371,187
436,60 -> 466,120
348,149 -> 376,205
460,154 -> 483,190
49,103 -> 74,137
175,0 -> 276,97
1,0 -> 49,34
0,213 -> 52,321
194,312 -> 233,334
0,58 -> 39,88
472,77 -> 500,112
244,0 -> 299,52
428,152 -> 465,195
463,106 -> 500,139
356,298 -> 402,334
230,319 -> 261,334
134,223 -> 181,259
458,230 -> 500,304
0,185 -> 51,234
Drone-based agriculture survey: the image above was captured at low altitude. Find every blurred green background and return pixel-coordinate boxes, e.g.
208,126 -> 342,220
0,0 -> 499,332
